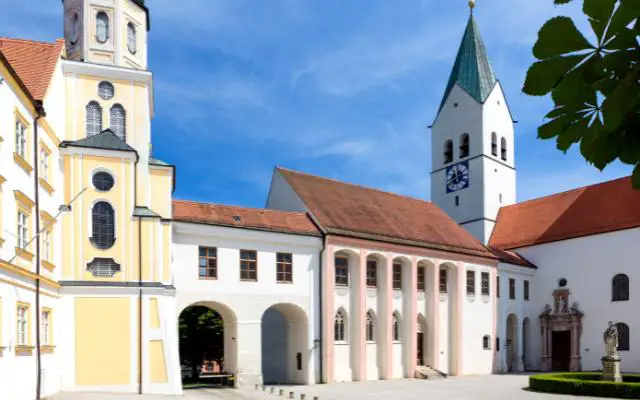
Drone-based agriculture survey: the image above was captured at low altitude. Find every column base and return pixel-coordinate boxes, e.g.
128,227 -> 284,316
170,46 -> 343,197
601,356 -> 622,383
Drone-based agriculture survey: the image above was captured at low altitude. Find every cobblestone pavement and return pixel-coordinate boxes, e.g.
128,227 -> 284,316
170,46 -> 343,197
50,375 -> 607,400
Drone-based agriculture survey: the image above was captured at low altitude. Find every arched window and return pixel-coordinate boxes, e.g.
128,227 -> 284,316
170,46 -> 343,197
86,101 -> 102,137
491,132 -> 498,156
393,262 -> 402,290
366,311 -> 375,342
335,255 -> 349,286
444,140 -> 453,164
501,137 -> 507,161
91,201 -> 115,249
483,335 -> 491,350
616,323 -> 630,351
110,104 -> 126,141
96,12 -> 109,43
612,274 -> 630,301
392,313 -> 401,341
459,133 -> 470,158
127,22 -> 137,54
334,309 -> 347,342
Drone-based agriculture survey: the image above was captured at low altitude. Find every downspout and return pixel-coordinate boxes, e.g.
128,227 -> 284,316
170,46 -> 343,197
33,105 -> 45,399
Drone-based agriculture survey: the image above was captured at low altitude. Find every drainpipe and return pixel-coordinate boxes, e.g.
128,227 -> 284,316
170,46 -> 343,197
33,104 -> 45,399
318,236 -> 326,383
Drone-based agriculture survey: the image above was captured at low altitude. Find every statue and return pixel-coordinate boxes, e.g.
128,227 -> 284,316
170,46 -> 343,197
603,321 -> 619,358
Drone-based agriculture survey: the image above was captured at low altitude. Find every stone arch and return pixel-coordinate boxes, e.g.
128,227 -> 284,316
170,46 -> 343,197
178,301 -> 238,381
392,256 -> 411,292
506,313 -> 519,372
366,252 -> 386,289
261,303 -> 310,385
417,314 -> 428,366
334,249 -> 359,288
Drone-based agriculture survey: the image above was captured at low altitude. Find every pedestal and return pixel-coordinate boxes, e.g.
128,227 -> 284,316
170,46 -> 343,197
601,356 -> 622,383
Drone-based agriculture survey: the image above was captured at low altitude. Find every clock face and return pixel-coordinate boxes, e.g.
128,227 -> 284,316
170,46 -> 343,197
446,161 -> 470,193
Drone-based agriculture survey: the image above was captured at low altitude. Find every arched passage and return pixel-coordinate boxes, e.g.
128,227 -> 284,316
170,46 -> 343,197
522,318 -> 530,370
261,303 -> 309,385
178,301 -> 237,383
506,314 -> 519,372
417,314 -> 427,366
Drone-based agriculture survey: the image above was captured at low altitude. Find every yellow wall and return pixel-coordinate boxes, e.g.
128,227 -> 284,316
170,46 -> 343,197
162,222 -> 171,282
149,167 -> 172,219
75,297 -> 131,386
149,340 -> 168,383
149,297 -> 160,329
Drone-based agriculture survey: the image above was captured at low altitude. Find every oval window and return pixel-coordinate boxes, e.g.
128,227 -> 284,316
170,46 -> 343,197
98,81 -> 114,100
93,171 -> 114,192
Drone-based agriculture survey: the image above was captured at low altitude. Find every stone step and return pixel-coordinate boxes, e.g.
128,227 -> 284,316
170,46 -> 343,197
414,365 -> 446,380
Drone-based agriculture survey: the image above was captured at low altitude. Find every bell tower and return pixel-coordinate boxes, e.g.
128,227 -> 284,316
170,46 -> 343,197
430,1 -> 516,244
63,0 -> 150,69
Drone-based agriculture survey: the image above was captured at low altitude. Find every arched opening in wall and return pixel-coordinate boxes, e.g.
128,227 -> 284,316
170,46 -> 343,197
334,249 -> 361,381
506,313 -> 519,372
522,318 -> 530,370
439,262 -> 458,375
261,303 -> 309,385
178,302 -> 237,385
393,256 -> 411,378
417,314 -> 427,366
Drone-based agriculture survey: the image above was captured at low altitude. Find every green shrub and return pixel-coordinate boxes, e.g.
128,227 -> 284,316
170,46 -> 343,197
529,373 -> 640,399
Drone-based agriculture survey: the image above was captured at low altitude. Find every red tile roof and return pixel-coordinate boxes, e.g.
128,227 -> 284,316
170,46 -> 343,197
0,38 -> 64,101
277,168 -> 495,259
172,200 -> 321,236
488,247 -> 536,269
490,176 -> 640,250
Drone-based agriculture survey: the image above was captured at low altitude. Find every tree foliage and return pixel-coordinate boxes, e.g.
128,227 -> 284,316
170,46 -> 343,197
523,0 -> 640,187
178,306 -> 224,380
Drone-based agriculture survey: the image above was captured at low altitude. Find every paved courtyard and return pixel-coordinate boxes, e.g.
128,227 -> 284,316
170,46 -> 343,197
49,375 -> 607,400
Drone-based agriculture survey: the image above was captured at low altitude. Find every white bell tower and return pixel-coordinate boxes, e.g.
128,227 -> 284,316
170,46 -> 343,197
430,3 -> 516,245
63,0 -> 150,70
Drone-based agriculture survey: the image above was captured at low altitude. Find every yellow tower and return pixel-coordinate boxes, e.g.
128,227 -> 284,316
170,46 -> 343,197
59,0 -> 180,394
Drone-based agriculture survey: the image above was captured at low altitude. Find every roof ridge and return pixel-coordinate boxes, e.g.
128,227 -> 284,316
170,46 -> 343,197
500,175 -> 630,211
277,166 -> 435,206
172,199 -> 310,216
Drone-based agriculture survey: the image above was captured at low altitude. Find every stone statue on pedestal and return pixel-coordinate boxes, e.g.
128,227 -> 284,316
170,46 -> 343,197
601,321 -> 622,382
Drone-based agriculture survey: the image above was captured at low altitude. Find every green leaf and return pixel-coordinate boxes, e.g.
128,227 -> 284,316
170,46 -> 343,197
604,28 -> 639,50
538,114 -> 575,139
533,17 -> 595,59
554,0 -> 575,4
607,0 -> 640,42
523,55 -> 586,96
551,62 -> 596,106
633,164 -> 640,189
556,117 -> 590,152
584,0 -> 617,41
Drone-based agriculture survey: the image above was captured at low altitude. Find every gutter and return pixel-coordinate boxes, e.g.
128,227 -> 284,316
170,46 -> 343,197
33,103 -> 45,400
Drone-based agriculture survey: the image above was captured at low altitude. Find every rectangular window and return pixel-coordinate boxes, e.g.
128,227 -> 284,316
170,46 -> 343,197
15,120 -> 26,159
366,260 -> 377,288
17,211 -> 28,249
41,309 -> 51,346
497,275 -> 500,298
240,250 -> 258,281
335,256 -> 349,286
392,263 -> 402,290
439,269 -> 448,293
42,229 -> 52,262
16,304 -> 29,346
198,247 -> 217,279
40,147 -> 50,181
276,252 -> 293,283
481,272 -> 490,296
524,280 -> 530,301
466,270 -> 475,295
509,278 -> 516,300
417,266 -> 425,292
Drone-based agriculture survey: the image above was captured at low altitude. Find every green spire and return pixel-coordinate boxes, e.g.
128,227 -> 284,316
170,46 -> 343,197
438,14 -> 496,111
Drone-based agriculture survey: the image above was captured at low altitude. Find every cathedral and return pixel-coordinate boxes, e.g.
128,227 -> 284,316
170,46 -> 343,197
0,1 -> 637,399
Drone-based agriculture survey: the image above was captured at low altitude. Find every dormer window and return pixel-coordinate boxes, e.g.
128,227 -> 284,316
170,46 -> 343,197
444,140 -> 453,164
96,12 -> 109,44
459,133 -> 470,158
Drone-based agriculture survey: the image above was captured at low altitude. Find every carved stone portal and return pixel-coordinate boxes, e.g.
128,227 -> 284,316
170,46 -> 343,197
539,287 -> 583,372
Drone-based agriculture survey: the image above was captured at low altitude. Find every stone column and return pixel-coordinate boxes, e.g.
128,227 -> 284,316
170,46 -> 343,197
405,257 -> 418,377
570,320 -> 580,371
515,317 -> 524,372
323,245 -> 335,383
355,250 -> 367,381
540,321 -> 548,372
380,256 -> 393,380
236,320 -> 263,387
427,262 -> 440,369
453,263 -> 465,376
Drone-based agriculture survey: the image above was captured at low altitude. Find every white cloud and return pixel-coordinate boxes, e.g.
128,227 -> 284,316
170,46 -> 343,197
311,139 -> 375,158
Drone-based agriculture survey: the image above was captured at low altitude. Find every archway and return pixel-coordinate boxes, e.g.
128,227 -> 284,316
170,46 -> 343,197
522,318 -> 530,370
417,314 -> 427,366
178,302 -> 237,384
506,314 -> 519,372
261,303 -> 309,385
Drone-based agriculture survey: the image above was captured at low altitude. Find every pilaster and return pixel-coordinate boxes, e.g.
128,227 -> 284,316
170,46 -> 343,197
381,256 -> 393,379
356,250 -> 367,381
427,262 -> 440,369
323,245 -> 335,383
405,257 -> 418,377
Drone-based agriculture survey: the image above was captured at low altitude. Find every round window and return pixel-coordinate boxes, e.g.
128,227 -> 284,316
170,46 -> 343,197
558,278 -> 568,288
98,81 -> 114,100
93,171 -> 114,192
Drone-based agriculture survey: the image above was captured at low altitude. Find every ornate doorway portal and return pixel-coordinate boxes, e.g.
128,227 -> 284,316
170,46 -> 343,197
540,286 -> 583,372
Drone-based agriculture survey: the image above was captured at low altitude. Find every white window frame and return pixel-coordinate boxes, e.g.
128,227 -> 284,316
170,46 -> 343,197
41,310 -> 50,346
17,305 -> 28,346
40,147 -> 49,180
96,11 -> 110,43
42,228 -> 52,262
17,211 -> 28,249
15,120 -> 26,159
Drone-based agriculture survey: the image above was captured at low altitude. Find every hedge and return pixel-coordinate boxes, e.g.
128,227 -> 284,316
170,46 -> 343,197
529,373 -> 640,399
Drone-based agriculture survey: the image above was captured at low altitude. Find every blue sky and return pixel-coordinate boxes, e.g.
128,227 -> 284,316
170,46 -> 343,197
1,0 -> 632,208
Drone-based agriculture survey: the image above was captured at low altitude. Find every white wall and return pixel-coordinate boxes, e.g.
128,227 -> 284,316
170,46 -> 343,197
172,221 -> 322,386
518,228 -> 640,373
265,171 -> 309,213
